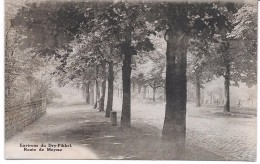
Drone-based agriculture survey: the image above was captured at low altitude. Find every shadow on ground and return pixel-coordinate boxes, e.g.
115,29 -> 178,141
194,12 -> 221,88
76,121 -> 224,160
5,102 -> 225,160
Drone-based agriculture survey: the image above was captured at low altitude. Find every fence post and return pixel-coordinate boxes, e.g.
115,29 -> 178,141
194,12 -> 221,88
110,111 -> 117,126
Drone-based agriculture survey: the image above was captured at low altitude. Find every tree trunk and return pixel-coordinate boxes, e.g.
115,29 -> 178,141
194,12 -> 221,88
90,81 -> 95,105
99,60 -> 106,112
224,62 -> 230,113
121,44 -> 132,128
152,80 -> 156,102
195,73 -> 201,107
82,85 -> 86,98
162,4 -> 188,159
105,61 -> 114,117
210,92 -> 213,104
222,41 -> 231,113
143,85 -> 147,99
86,82 -> 90,104
153,87 -> 156,102
138,84 -> 141,97
94,65 -> 100,109
132,80 -> 135,93
201,89 -> 204,104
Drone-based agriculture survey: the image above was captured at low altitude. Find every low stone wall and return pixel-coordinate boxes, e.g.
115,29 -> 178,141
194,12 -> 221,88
5,100 -> 47,140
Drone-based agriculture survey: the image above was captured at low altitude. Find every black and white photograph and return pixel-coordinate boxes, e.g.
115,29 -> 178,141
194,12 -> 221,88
4,0 -> 257,161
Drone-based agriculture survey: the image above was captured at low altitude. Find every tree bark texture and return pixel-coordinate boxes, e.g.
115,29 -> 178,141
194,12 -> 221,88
105,61 -> 114,117
132,79 -> 135,93
223,42 -> 231,113
121,43 -> 132,127
90,81 -> 95,105
99,60 -> 106,112
195,73 -> 201,107
86,82 -> 90,104
152,80 -> 156,102
143,86 -> 147,99
224,62 -> 230,112
161,4 -> 188,158
138,85 -> 141,97
94,65 -> 100,109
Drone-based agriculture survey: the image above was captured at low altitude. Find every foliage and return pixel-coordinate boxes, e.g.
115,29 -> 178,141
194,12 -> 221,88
132,32 -> 166,89
204,3 -> 257,87
187,38 -> 214,87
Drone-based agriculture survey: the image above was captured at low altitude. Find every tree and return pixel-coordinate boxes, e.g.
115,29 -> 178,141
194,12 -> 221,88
64,35 -> 109,110
75,32 -> 121,115
94,65 -> 100,109
99,60 -> 107,112
206,3 -> 257,112
5,2 -> 25,102
13,2 -> 121,113
187,38 -> 214,107
12,2 -> 98,105
13,0 -> 155,126
12,2 -> 95,57
160,4 -> 189,157
89,2 -> 155,127
228,4 -> 257,87
156,2 -> 238,157
105,60 -> 114,117
132,33 -> 166,102
5,2 -> 56,106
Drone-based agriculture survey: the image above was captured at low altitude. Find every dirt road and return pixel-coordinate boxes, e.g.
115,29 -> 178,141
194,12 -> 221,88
5,97 -> 256,160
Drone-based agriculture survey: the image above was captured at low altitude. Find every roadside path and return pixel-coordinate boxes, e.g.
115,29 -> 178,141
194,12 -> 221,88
6,97 -> 256,160
5,102 -> 99,159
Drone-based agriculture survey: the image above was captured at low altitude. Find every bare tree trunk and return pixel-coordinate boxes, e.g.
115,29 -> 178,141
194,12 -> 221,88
132,79 -> 135,93
121,42 -> 132,128
224,63 -> 230,112
99,60 -> 106,112
201,89 -> 204,104
222,41 -> 231,113
210,92 -> 213,104
162,4 -> 188,159
195,73 -> 201,107
143,85 -> 147,99
82,85 -> 86,98
86,82 -> 90,104
152,80 -> 156,102
90,81 -> 94,105
138,84 -> 141,97
105,61 -> 114,117
153,87 -> 156,102
94,65 -> 100,109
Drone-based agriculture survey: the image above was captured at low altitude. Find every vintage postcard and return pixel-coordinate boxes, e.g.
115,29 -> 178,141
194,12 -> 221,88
4,0 -> 257,160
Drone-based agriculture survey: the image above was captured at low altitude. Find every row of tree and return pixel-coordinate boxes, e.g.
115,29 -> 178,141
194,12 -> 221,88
9,0 -> 256,156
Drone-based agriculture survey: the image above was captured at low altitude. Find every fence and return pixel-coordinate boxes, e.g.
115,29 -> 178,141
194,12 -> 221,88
5,100 -> 47,140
